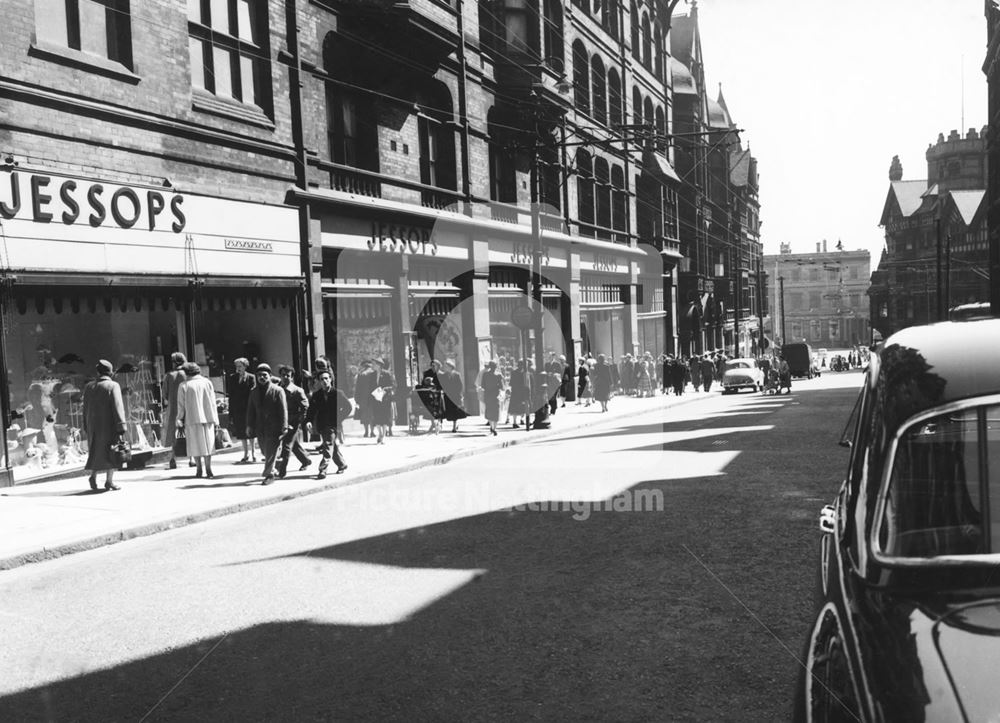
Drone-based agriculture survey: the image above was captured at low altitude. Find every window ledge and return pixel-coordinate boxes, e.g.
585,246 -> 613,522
28,40 -> 139,84
191,90 -> 275,129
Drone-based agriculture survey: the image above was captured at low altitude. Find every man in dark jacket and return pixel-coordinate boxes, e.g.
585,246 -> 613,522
275,364 -> 311,478
246,363 -> 288,485
307,369 -> 352,478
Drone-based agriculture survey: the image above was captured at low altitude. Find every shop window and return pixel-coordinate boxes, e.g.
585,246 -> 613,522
34,0 -> 134,70
188,0 -> 271,112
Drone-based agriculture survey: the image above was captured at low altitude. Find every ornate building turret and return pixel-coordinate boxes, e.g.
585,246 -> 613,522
925,127 -> 988,192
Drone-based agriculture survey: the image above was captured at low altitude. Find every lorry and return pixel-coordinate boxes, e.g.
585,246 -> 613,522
781,342 -> 814,379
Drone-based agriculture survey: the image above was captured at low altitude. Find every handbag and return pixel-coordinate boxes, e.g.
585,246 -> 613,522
371,387 -> 386,402
109,438 -> 132,467
173,429 -> 187,457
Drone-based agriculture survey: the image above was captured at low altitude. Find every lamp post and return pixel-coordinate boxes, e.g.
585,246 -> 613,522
778,275 -> 786,346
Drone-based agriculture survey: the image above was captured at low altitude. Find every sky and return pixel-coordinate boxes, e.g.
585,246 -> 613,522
685,0 -> 989,264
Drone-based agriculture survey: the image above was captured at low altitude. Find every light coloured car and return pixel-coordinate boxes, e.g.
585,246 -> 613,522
721,358 -> 764,394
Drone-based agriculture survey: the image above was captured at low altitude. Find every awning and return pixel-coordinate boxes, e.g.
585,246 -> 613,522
643,150 -> 682,185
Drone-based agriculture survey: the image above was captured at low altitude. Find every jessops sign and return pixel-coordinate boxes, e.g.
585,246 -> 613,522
0,170 -> 299,276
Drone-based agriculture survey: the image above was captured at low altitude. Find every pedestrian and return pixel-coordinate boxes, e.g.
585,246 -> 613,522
82,359 -> 127,491
246,363 -> 288,485
637,355 -> 653,397
661,355 -> 672,395
701,355 -> 716,393
509,358 -> 531,427
608,356 -> 621,396
593,353 -> 613,412
441,358 -> 467,433
559,355 -> 573,407
354,360 -> 377,438
371,357 -> 395,444
479,360 -> 504,436
545,354 -> 563,414
577,357 -> 592,406
306,369 -> 351,479
778,355 -> 792,394
674,356 -> 689,396
227,357 -> 256,464
275,364 -> 311,478
690,355 -> 702,392
175,362 -> 219,479
162,351 -> 188,469
620,354 -> 634,396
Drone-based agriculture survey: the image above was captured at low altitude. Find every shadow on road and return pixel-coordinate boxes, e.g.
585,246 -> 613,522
0,385 -> 858,722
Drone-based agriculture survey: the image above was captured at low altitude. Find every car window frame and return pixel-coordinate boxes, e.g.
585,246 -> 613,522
871,393 -> 1000,566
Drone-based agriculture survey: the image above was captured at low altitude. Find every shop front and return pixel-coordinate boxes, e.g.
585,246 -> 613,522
0,168 -> 300,483
320,211 -> 477,417
578,249 -> 634,361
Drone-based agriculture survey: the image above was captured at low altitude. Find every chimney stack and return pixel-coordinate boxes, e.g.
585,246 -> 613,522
823,239 -> 828,253
816,242 -> 821,253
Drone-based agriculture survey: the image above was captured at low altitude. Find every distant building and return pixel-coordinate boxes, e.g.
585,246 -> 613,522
868,130 -> 989,339
764,242 -> 871,349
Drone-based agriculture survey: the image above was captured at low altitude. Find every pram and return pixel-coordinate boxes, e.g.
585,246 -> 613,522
410,386 -> 445,434
763,368 -> 780,395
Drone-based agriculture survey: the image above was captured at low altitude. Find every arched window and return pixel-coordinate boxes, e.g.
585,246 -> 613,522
608,69 -> 623,128
611,165 -> 627,239
653,21 -> 663,80
632,86 -> 643,126
572,41 -> 590,115
591,54 -> 607,125
643,96 -> 654,132
594,157 -> 611,238
630,0 -> 639,60
604,0 -> 619,39
576,149 -> 595,231
655,105 -> 665,150
542,0 -> 564,72
641,13 -> 651,69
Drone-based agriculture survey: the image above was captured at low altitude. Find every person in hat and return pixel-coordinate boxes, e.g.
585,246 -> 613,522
478,360 -> 504,436
162,351 -> 188,469
82,359 -> 127,491
175,362 -> 219,479
245,363 -> 288,484
370,357 -> 395,444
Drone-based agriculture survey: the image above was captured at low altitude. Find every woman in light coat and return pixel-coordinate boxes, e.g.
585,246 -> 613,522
176,362 -> 220,479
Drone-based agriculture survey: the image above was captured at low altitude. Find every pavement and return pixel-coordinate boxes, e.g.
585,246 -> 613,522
0,390 -> 711,571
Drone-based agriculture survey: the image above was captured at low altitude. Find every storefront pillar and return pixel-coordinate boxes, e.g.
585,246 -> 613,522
392,255 -> 412,425
306,213 -> 325,364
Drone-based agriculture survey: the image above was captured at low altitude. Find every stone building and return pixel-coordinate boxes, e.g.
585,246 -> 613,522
764,242 -> 871,350
868,130 -> 989,339
670,4 -> 763,358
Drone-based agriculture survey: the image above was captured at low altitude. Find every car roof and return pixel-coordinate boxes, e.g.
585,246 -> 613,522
880,319 -> 1000,412
727,358 -> 755,365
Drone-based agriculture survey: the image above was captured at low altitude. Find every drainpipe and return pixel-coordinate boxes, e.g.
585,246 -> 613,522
285,0 -> 314,371
456,0 -> 472,210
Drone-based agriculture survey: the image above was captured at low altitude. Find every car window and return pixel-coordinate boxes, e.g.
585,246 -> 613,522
878,405 -> 998,558
725,361 -> 751,370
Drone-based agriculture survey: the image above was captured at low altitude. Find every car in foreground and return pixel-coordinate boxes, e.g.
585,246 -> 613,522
721,358 -> 763,394
793,319 -> 1000,721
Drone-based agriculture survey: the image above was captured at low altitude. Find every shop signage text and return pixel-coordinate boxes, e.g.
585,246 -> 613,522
0,171 -> 186,232
510,243 -> 550,266
593,254 -> 619,272
369,222 -> 437,255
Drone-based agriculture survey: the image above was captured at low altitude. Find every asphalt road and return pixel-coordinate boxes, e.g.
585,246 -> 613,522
0,371 -> 863,722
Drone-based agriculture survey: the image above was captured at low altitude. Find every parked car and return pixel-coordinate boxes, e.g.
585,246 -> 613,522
793,319 -> 1000,721
721,358 -> 763,394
